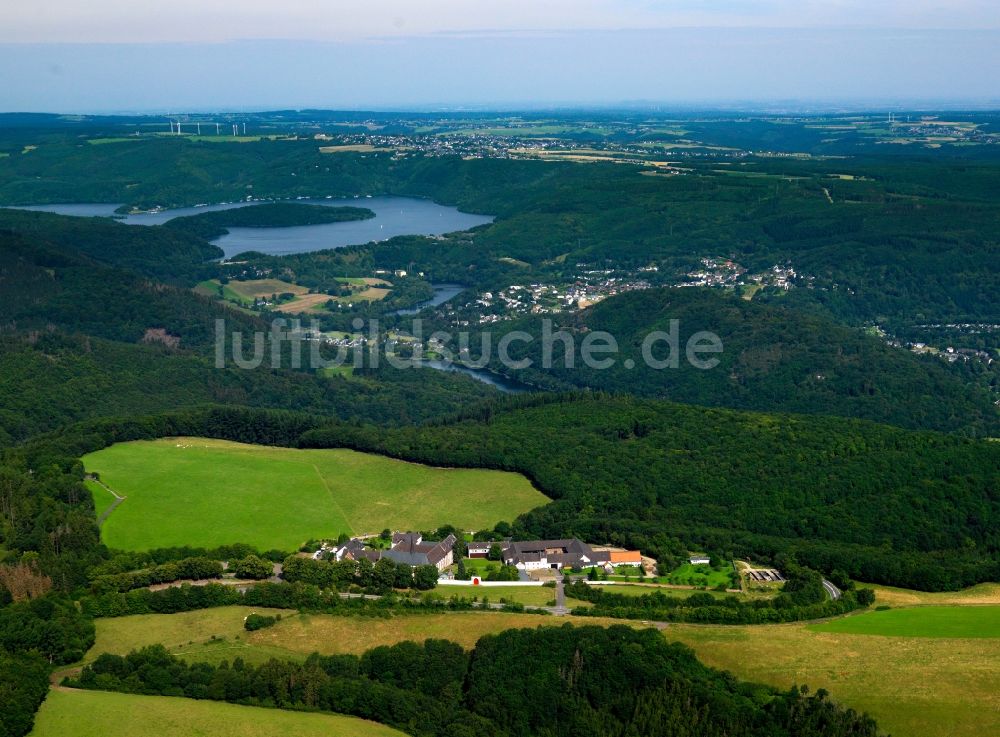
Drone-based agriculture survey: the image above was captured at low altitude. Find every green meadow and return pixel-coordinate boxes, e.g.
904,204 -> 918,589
31,689 -> 406,737
84,479 -> 117,519
808,605 -> 1000,638
83,438 -> 547,551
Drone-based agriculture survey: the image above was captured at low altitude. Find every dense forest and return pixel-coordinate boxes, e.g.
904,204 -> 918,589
459,288 -> 1000,435
69,625 -> 882,737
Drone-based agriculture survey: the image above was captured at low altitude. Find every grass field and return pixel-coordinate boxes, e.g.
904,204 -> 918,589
662,562 -> 735,589
272,292 -> 334,313
85,479 -> 117,519
85,608 -> 637,667
667,620 -> 1000,737
86,137 -> 141,145
86,606 -> 295,665
593,583 -> 730,599
864,581 -> 1000,607
225,279 -> 309,300
31,689 -> 406,737
809,606 -> 1000,638
194,279 -> 258,306
461,557 -> 501,575
83,438 -> 548,551
333,286 -> 392,304
445,584 -> 580,608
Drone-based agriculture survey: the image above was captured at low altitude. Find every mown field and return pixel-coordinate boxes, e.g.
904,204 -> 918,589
84,479 -> 117,519
809,605 -> 1000,638
31,689 -> 406,737
83,438 -> 547,550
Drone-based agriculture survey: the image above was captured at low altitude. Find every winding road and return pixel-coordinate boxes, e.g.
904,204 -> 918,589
822,579 -> 842,601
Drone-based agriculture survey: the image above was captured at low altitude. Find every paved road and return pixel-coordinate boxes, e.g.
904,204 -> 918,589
553,571 -> 567,614
822,579 -> 842,601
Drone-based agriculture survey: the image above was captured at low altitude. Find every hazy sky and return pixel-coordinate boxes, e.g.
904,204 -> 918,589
1,2 -> 998,111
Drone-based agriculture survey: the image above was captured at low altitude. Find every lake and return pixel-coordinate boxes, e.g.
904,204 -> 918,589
392,283 -> 465,316
15,196 -> 493,259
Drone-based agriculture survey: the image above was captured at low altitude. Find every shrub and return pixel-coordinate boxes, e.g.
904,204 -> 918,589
244,613 -> 279,631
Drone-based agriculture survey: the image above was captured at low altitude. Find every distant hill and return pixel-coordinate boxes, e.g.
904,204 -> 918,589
472,288 -> 1000,435
0,208 -> 220,283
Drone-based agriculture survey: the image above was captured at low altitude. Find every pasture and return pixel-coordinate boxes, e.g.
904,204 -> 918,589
808,605 -> 1000,638
85,479 -> 117,519
31,689 -> 406,737
83,438 -> 547,551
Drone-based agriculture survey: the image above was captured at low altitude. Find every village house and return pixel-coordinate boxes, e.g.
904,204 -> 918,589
383,532 -> 457,572
467,540 -> 509,558
330,532 -> 456,571
502,539 -> 641,571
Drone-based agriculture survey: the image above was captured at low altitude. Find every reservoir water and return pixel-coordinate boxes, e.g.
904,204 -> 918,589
392,283 -> 464,316
15,197 -> 493,259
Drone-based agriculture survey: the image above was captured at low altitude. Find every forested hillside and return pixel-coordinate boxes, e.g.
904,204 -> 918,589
468,288 -> 1000,434
0,208 -> 221,283
162,202 -> 374,240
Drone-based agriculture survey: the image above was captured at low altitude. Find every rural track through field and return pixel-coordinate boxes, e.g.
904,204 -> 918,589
86,475 -> 126,527
310,463 -> 354,536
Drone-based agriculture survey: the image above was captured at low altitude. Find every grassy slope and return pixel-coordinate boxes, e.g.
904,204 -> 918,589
864,581 -> 1000,607
84,438 -> 547,550
86,609 -> 634,665
84,479 -> 116,520
808,606 -> 1000,638
31,689 -> 406,737
86,606 -> 294,666
667,621 -> 1000,737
